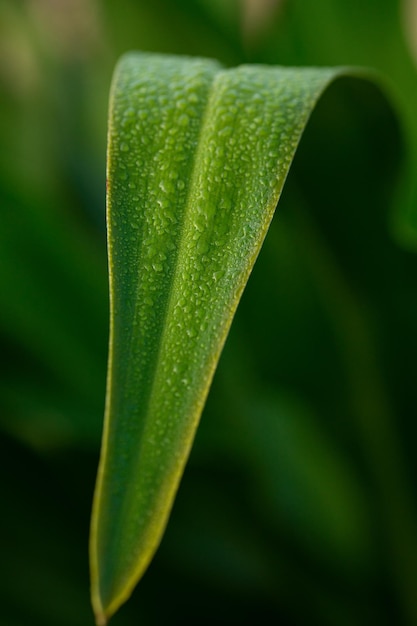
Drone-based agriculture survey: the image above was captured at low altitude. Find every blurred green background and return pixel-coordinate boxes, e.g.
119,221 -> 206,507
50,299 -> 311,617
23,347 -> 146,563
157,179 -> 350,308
2,1 -> 417,624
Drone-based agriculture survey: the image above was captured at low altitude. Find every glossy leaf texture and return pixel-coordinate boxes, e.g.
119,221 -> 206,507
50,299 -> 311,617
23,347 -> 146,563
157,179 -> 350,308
90,52 -> 389,623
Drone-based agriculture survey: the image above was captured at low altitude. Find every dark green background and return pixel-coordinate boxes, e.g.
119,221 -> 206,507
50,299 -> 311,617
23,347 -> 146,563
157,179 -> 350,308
1,1 -> 417,624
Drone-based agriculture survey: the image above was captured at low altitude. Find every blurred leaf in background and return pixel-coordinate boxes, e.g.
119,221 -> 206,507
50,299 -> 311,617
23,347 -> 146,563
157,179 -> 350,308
1,0 -> 417,625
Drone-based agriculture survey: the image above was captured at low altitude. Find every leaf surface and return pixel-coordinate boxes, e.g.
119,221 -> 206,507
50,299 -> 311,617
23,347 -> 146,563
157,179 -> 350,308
90,52 -> 379,623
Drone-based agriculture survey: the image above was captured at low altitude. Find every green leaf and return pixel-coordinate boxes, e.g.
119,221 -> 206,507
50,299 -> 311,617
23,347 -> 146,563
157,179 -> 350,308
89,52 -> 390,623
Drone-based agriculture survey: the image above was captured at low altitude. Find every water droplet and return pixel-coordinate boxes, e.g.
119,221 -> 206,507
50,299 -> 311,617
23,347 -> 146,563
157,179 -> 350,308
213,270 -> 224,282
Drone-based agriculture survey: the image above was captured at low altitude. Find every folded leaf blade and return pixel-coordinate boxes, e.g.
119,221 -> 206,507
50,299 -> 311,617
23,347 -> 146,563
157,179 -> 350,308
90,52 -> 346,623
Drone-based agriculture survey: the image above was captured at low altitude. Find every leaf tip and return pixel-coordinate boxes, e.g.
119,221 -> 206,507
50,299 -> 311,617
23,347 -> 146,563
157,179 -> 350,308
94,610 -> 108,626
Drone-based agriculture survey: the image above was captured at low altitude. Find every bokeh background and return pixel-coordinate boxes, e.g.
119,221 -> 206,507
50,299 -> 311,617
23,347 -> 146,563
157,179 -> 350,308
2,1 -> 417,624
